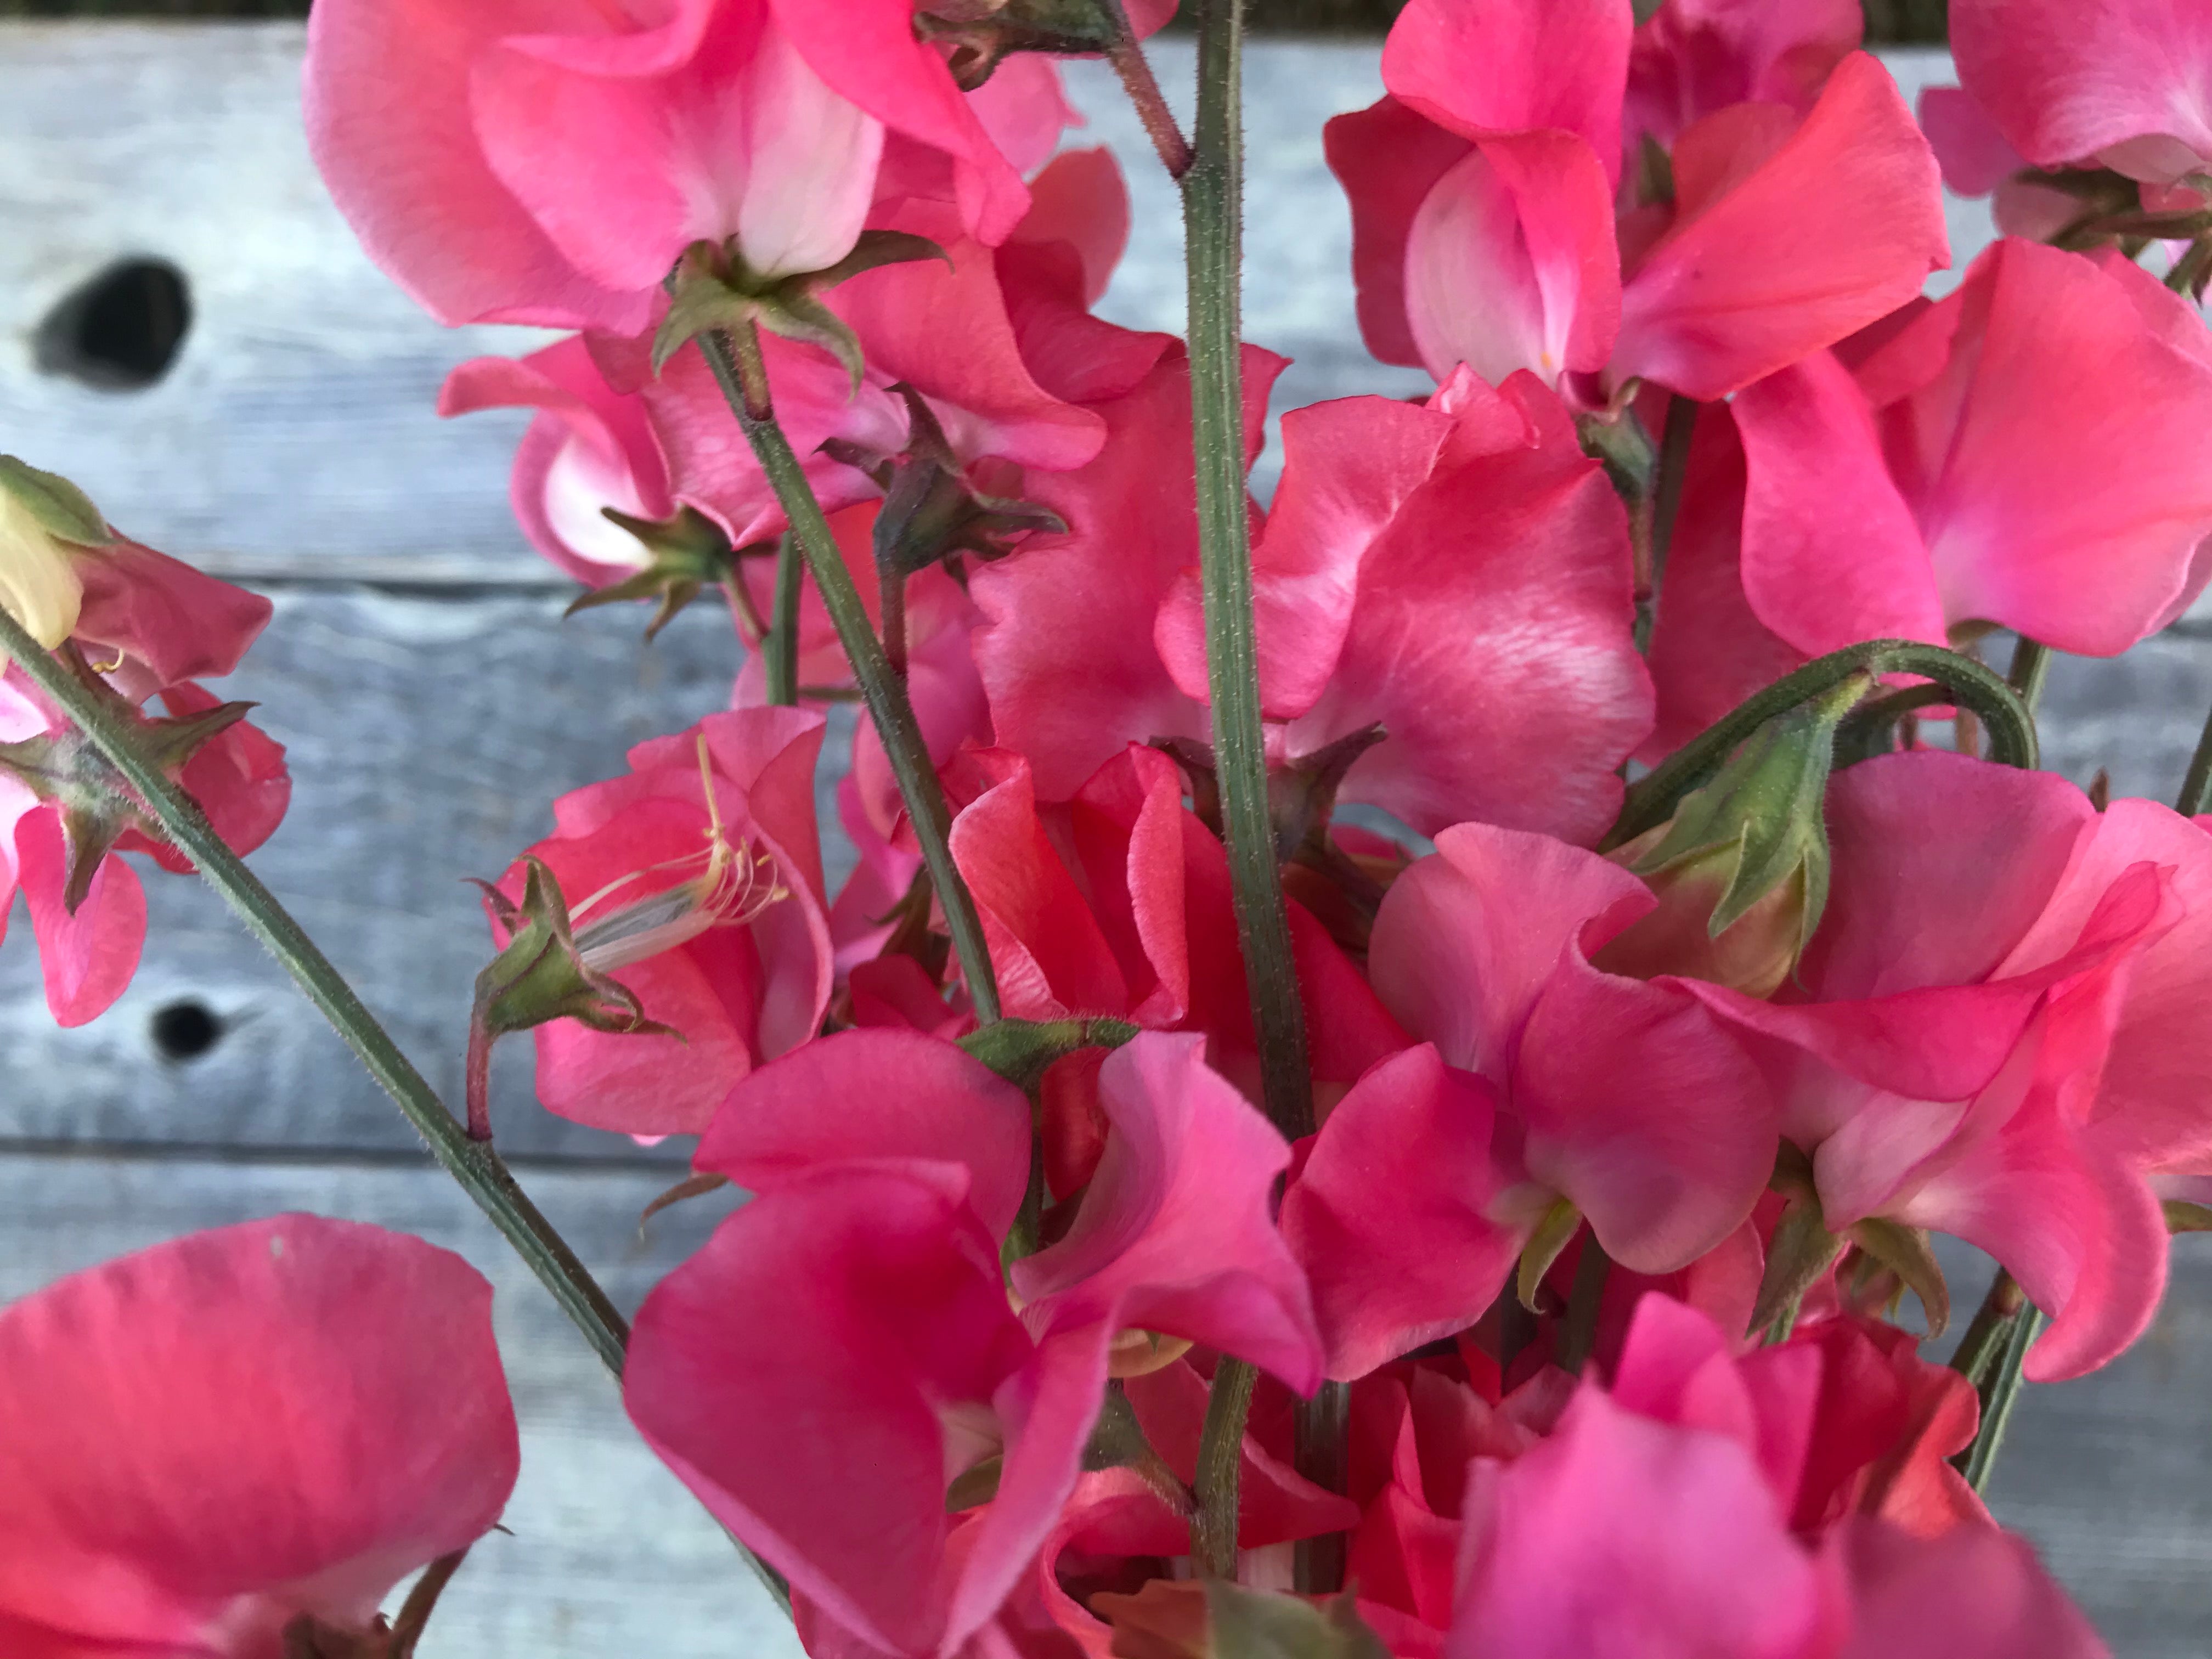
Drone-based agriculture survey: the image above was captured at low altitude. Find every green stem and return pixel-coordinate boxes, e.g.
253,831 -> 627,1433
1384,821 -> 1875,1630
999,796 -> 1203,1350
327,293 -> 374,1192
0,611 -> 794,1616
1190,1356 -> 1255,1577
765,532 -> 802,708
1634,395 -> 1699,653
698,323 -> 1000,1026
1605,639 -> 2039,851
0,607 -> 633,1376
2006,634 -> 2051,711
1175,0 -> 1313,1581
1556,1233 -> 1611,1375
1293,1383 -> 1349,1595
1949,1268 -> 2041,1492
2178,699 -> 2212,817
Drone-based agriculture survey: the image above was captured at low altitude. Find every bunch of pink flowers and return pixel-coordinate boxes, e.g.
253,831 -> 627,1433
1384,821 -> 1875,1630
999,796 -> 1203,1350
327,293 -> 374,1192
3,0 -> 2211,1651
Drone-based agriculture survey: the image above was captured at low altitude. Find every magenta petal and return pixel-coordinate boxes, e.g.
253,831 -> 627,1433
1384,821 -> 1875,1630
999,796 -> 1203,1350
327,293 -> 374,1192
625,1167 -> 1043,1658
1734,351 -> 1947,657
1916,84 -> 2027,198
1615,53 -> 1948,399
1282,1045 -> 1525,1381
1382,0 -> 1634,187
697,1028 -> 1034,1243
1447,1388 -> 1822,1659
1836,1517 -> 2108,1658
1012,1034 -> 1323,1395
0,1216 -> 516,1649
71,543 -> 273,691
14,807 -> 145,1029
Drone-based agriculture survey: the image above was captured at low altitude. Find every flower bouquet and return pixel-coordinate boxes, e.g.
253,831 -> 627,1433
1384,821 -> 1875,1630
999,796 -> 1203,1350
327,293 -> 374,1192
2,0 -> 2209,1653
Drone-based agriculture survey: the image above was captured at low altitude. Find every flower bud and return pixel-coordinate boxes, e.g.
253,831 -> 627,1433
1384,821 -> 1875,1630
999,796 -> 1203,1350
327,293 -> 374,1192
0,455 -> 113,656
1595,674 -> 1870,997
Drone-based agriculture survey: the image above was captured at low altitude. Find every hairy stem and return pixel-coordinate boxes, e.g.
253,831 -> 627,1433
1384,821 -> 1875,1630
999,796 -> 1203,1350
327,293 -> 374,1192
1605,639 -> 2039,851
1192,1356 -> 1255,1577
1103,0 -> 1193,177
1949,1268 -> 2040,1492
699,323 -> 1001,1025
1175,0 -> 1311,1578
765,532 -> 802,707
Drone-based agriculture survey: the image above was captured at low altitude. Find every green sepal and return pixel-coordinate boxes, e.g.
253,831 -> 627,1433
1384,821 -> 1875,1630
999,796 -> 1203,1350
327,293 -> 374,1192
471,855 -> 682,1042
565,506 -> 741,641
958,1014 -> 1141,1094
945,1385 -> 1188,1516
1748,1186 -> 1848,1342
1631,670 -> 1871,958
752,287 -> 867,394
809,229 -> 955,291
652,242 -> 761,375
1847,1216 -> 1950,1337
654,233 -> 950,385
1206,1584 -> 1394,1659
0,455 -> 114,548
917,0 -> 1126,86
1516,1197 -> 1582,1314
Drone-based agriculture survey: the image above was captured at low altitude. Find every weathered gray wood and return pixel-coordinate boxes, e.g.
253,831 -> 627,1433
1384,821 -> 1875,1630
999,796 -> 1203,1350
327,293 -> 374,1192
0,1146 -> 800,1655
0,586 -> 858,1160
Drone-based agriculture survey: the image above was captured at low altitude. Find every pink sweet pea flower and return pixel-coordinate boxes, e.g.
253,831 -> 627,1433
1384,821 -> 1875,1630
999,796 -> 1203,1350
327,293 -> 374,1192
489,706 -> 832,1137
440,335 -> 678,589
1626,0 -> 1865,157
947,745 -> 1406,1103
1367,819 -> 1773,1276
306,0 -> 1057,331
1916,84 -> 2091,243
0,1215 -> 517,1656
1155,367 -> 1650,844
1331,0 -> 1945,404
1685,752 -> 2212,1381
1949,0 -> 2212,189
1,539 -> 289,1029
626,1028 -> 1323,1657
1733,240 -> 2212,661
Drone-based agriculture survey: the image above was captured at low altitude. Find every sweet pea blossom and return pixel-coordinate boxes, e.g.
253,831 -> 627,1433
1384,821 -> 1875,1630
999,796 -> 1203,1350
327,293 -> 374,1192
1686,752 -> 2212,1381
625,1029 -> 1323,1657
306,0 -> 1068,332
0,1215 -> 518,1656
488,706 -> 832,1137
1330,0 -> 1946,404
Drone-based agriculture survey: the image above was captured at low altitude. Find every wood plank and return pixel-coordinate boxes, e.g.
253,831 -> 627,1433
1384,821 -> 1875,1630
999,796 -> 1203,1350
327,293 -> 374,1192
0,1147 -> 2203,1650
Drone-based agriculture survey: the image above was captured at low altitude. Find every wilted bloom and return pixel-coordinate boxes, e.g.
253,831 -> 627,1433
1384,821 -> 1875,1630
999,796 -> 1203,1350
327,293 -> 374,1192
0,1215 -> 518,1656
489,706 -> 832,1137
0,456 -> 108,657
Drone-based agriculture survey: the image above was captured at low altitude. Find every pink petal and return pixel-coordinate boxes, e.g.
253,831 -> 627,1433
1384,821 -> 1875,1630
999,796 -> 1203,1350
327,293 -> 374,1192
1447,1387 -> 1822,1659
1868,240 -> 2212,655
0,1216 -> 515,1648
1615,53 -> 1948,399
697,1027 -> 1031,1241
1328,97 -> 1479,369
1733,351 -> 1948,656
1383,0 -> 1634,188
1917,84 -> 2028,197
71,544 -> 272,692
625,1167 -> 1046,1658
1836,1517 -> 2109,1657
14,807 -> 145,1029
302,0 -> 647,331
1277,373 -> 1648,844
1950,0 -> 2212,182
1007,148 -> 1132,310
1282,1045 -> 1526,1380
1627,0 -> 1864,153
1011,1033 -> 1324,1396
1403,132 -> 1623,388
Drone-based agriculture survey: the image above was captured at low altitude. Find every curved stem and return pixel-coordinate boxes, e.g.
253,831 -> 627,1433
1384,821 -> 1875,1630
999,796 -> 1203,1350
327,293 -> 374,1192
0,606 -> 633,1374
698,323 -> 1001,1026
1102,0 -> 1193,179
2178,699 -> 2212,817
1190,1356 -> 1255,1577
1606,639 -> 2039,851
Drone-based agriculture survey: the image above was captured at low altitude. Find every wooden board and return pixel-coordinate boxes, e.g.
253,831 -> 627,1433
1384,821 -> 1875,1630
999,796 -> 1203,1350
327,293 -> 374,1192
1,24 -> 2209,1651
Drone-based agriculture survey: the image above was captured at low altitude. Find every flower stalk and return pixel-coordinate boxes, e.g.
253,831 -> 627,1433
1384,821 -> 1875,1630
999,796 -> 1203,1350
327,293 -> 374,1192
697,321 -> 1002,1025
